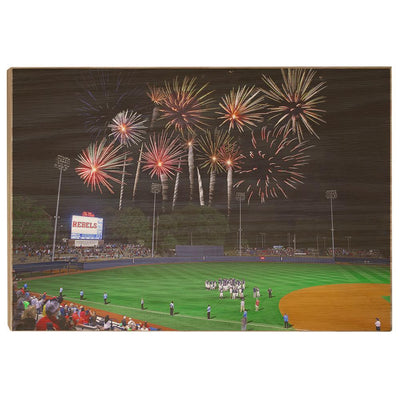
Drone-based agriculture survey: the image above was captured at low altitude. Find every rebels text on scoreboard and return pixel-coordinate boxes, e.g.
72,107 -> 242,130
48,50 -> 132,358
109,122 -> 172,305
71,215 -> 103,240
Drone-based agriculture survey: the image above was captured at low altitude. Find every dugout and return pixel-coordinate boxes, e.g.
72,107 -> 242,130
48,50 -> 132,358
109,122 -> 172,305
175,245 -> 224,257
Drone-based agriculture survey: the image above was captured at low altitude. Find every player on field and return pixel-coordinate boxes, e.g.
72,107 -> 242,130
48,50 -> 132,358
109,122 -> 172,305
283,313 -> 289,328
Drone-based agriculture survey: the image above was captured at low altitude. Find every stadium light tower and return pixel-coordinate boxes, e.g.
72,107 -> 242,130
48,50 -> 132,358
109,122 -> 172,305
259,232 -> 266,249
151,183 -> 161,258
52,155 -> 70,262
322,236 -> 327,253
345,236 -> 352,253
236,192 -> 245,256
325,190 -> 337,261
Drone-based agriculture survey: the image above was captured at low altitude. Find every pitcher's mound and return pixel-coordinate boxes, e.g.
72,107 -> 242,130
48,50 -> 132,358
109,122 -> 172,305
279,283 -> 391,331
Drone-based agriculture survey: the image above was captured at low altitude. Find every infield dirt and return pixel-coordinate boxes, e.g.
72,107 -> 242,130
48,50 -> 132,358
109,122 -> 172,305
279,283 -> 391,331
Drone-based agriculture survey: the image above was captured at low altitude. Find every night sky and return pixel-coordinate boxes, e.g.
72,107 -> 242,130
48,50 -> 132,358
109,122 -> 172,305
11,68 -> 391,254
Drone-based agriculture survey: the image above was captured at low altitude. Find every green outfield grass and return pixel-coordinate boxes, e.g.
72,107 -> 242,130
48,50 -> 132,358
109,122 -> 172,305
24,262 -> 391,331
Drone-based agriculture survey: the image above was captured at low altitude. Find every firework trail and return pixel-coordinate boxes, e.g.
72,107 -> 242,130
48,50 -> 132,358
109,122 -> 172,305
159,76 -> 215,201
132,143 -> 144,201
77,71 -> 143,138
197,167 -> 205,206
187,140 -> 195,202
132,85 -> 165,202
146,84 -> 165,130
75,138 -> 131,194
172,157 -> 182,211
261,68 -> 326,142
142,131 -> 185,211
234,127 -> 313,203
217,85 -> 265,133
108,109 -> 147,209
196,128 -> 233,206
219,141 -> 244,216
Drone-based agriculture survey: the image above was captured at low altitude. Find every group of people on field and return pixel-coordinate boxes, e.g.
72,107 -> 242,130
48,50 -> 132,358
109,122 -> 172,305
203,279 -> 279,329
205,278 -> 246,300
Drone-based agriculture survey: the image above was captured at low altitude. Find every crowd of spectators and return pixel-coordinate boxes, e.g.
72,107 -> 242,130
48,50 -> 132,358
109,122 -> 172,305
13,243 -> 151,264
326,247 -> 383,258
13,242 -> 384,264
243,246 -> 384,258
12,282 -> 154,331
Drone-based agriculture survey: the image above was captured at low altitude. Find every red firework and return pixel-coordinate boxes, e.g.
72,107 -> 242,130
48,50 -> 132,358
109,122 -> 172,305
159,76 -> 215,138
234,127 -> 313,203
75,138 -> 131,194
141,131 -> 186,179
108,110 -> 147,147
218,141 -> 244,171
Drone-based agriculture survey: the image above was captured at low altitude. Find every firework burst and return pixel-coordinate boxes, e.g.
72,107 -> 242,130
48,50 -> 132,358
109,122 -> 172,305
261,69 -> 326,141
108,110 -> 147,147
196,128 -> 234,206
234,127 -> 313,203
147,84 -> 165,105
75,138 -> 131,194
217,85 -> 265,132
159,76 -> 215,137
142,131 -> 185,179
77,71 -> 143,137
219,141 -> 244,172
197,128 -> 233,174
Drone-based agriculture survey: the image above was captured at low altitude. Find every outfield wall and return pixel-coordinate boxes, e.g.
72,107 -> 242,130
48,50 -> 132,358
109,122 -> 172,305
13,261 -> 84,274
335,256 -> 389,265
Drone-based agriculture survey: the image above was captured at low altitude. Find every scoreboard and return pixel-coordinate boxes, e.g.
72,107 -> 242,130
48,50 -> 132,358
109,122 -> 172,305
70,215 -> 103,240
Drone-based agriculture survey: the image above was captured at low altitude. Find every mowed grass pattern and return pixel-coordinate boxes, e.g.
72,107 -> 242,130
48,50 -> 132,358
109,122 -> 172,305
25,262 -> 391,331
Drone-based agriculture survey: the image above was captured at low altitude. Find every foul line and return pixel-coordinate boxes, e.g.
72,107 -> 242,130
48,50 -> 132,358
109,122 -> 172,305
62,297 -> 287,330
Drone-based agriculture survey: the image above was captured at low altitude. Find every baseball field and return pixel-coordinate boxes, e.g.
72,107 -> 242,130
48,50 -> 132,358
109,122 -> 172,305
24,261 -> 391,331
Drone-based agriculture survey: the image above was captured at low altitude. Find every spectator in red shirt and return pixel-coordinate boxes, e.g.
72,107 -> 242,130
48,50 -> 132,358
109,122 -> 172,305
79,310 -> 90,325
71,310 -> 80,326
36,299 -> 61,331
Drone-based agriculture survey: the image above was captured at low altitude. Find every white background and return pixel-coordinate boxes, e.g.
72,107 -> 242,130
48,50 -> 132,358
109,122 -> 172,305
1,1 -> 398,399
